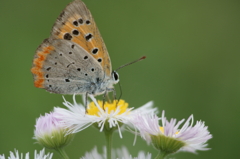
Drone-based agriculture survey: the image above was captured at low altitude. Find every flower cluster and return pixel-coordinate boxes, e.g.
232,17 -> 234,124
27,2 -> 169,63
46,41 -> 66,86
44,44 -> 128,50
28,94 -> 211,159
1,95 -> 212,159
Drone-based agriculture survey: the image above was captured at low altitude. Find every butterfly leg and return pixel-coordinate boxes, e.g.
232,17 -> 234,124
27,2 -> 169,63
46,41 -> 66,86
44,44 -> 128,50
112,88 -> 120,107
116,81 -> 123,105
85,92 -> 88,113
102,91 -> 108,111
107,93 -> 112,103
106,88 -> 118,107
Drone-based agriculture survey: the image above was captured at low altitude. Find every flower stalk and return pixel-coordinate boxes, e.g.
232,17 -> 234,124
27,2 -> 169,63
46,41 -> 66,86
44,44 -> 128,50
104,130 -> 113,159
55,148 -> 69,159
154,152 -> 167,159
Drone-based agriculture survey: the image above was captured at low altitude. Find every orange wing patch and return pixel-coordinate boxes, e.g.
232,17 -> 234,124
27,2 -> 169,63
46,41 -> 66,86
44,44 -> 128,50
31,45 -> 55,88
51,0 -> 112,76
52,12 -> 112,76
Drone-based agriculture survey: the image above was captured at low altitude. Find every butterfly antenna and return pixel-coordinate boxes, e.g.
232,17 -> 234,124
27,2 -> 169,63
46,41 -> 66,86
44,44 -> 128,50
115,56 -> 146,71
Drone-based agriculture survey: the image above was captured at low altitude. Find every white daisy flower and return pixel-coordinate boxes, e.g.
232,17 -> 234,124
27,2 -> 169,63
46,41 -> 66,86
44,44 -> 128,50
132,111 -> 212,157
53,94 -> 157,138
34,149 -> 53,159
114,147 -> 151,159
0,149 -> 52,159
81,146 -> 151,159
34,112 -> 74,149
80,147 -> 105,159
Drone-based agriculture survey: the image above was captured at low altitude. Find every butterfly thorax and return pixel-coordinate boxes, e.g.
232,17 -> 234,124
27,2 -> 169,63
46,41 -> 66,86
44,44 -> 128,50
88,71 -> 119,96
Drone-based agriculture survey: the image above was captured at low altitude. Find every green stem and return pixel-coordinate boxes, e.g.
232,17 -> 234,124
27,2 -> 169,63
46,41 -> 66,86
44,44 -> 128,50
154,151 -> 167,159
55,148 -> 69,159
104,130 -> 113,159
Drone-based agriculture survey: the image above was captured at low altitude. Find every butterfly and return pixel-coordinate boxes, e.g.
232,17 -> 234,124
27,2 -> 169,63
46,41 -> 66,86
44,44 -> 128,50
31,0 -> 120,98
31,0 -> 145,100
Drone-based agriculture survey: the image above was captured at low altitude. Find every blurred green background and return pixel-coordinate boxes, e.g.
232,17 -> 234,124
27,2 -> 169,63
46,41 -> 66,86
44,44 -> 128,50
0,0 -> 239,158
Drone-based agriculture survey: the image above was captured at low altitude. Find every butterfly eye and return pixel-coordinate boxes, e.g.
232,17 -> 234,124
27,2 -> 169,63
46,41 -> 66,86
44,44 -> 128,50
112,71 -> 119,84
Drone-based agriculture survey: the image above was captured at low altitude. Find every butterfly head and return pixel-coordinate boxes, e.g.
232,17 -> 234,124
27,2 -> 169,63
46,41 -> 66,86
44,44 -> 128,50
111,71 -> 120,84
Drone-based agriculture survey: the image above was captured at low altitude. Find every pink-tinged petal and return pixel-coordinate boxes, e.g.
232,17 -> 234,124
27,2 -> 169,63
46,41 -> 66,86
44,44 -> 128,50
131,111 -> 212,154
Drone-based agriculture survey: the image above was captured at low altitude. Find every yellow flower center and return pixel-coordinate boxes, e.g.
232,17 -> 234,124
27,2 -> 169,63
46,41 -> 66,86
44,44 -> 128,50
160,127 -> 164,133
159,127 -> 179,134
87,99 -> 129,116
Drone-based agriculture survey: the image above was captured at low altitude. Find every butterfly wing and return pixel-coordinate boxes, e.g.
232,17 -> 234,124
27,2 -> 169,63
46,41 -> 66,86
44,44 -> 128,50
50,0 -> 112,76
31,39 -> 104,94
